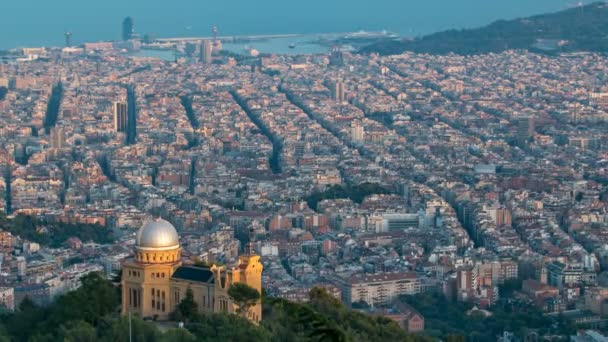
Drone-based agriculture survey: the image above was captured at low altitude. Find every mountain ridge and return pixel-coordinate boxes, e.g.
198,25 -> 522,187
361,2 -> 608,55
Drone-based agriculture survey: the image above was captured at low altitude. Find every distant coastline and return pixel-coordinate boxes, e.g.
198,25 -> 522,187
1,31 -> 399,57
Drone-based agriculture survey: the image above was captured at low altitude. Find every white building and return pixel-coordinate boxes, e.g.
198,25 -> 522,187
341,272 -> 422,307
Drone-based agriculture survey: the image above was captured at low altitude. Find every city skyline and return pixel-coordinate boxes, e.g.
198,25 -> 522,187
0,0 -> 578,49
1,2 -> 608,341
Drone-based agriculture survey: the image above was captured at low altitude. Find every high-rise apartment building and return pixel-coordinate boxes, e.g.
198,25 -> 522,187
516,116 -> 534,147
341,272 -> 421,307
114,101 -> 128,132
350,121 -> 364,142
201,40 -> 213,64
331,81 -> 346,102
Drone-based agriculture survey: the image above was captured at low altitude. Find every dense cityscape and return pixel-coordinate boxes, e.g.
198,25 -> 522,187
2,9 -> 608,341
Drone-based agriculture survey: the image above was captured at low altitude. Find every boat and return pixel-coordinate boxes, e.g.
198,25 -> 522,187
288,43 -> 296,49
344,30 -> 398,40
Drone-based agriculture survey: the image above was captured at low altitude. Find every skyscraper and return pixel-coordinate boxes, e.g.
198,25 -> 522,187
64,32 -> 72,47
516,116 -> 534,147
350,121 -> 364,142
200,40 -> 213,64
114,101 -> 128,132
122,17 -> 134,41
331,81 -> 346,102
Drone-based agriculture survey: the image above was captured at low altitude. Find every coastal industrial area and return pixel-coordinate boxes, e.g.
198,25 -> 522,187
2,18 -> 608,339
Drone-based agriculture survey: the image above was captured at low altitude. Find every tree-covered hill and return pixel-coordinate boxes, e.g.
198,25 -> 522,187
0,272 -> 431,341
361,2 -> 608,55
0,213 -> 114,248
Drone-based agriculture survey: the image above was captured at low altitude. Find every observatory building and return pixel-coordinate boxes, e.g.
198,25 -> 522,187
121,218 -> 263,322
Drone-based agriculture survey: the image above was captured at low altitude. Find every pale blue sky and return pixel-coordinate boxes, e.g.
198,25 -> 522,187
0,0 -> 584,48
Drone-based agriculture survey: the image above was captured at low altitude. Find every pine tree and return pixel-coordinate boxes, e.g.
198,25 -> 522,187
228,283 -> 260,318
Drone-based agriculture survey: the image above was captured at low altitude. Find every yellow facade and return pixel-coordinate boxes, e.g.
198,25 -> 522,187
211,254 -> 264,322
121,219 -> 263,322
121,257 -> 181,320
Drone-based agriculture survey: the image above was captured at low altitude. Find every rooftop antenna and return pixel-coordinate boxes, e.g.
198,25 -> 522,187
568,1 -> 585,14
64,32 -> 72,47
212,25 -> 221,51
212,25 -> 218,42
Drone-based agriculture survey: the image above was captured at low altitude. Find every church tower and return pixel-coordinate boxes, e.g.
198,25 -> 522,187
121,218 -> 182,320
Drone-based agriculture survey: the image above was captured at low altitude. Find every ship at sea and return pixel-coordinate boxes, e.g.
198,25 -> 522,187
343,30 -> 398,40
288,43 -> 296,49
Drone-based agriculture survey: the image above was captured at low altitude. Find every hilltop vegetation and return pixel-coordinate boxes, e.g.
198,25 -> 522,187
399,292 -> 575,340
0,272 -> 429,341
0,213 -> 114,248
263,288 -> 430,342
361,2 -> 608,55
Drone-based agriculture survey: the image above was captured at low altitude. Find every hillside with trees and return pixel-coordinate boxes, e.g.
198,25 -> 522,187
361,2 -> 608,55
0,272 -> 431,341
0,213 -> 114,248
399,292 -> 575,340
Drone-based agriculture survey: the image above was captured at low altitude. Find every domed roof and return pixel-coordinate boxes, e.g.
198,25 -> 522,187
136,218 -> 180,250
